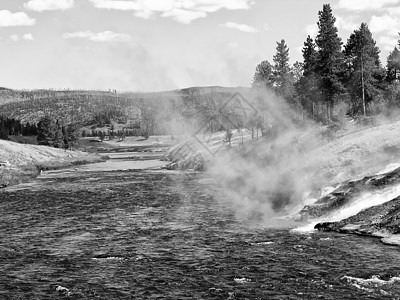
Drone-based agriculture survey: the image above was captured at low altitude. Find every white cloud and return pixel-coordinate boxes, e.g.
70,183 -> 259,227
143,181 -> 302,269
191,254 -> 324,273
337,0 -> 399,11
378,35 -> 398,51
24,0 -> 74,11
89,0 -> 254,23
220,22 -> 258,33
162,9 -> 206,24
335,15 -> 358,31
180,0 -> 253,12
370,14 -> 399,35
263,23 -> 269,31
9,33 -> 35,42
370,13 -> 400,52
22,33 -> 34,40
89,0 -> 139,10
0,10 -> 35,27
304,23 -> 318,37
62,31 -> 132,42
134,10 -> 154,19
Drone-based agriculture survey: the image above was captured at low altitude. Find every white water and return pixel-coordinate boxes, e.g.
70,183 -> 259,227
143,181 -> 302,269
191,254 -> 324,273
293,178 -> 400,233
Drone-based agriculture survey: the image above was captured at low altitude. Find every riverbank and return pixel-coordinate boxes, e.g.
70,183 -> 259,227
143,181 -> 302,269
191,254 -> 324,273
0,139 -> 107,188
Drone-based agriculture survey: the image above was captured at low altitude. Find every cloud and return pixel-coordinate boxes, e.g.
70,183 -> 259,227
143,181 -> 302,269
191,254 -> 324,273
304,23 -> 318,37
0,10 -> 35,27
335,15 -> 358,31
162,9 -> 206,24
220,22 -> 258,33
89,0 -> 140,10
62,31 -> 132,42
9,33 -> 34,42
378,35 -> 398,51
23,33 -> 34,40
88,0 -> 254,23
369,13 -> 400,51
370,14 -> 399,35
337,0 -> 399,11
24,0 -> 74,11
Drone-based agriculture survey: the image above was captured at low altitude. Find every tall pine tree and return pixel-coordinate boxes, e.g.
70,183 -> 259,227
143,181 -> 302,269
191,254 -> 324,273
344,22 -> 384,116
297,35 -> 320,117
315,4 -> 344,120
37,115 -> 58,146
272,39 -> 294,100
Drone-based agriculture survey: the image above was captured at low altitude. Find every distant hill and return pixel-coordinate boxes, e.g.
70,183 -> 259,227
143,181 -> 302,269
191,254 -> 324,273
0,86 -> 298,138
0,86 -> 259,131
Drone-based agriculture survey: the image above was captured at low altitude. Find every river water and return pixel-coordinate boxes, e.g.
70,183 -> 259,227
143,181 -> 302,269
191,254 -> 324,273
1,161 -> 400,299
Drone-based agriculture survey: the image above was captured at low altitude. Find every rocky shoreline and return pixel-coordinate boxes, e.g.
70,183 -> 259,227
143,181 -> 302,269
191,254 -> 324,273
314,195 -> 400,246
297,166 -> 400,246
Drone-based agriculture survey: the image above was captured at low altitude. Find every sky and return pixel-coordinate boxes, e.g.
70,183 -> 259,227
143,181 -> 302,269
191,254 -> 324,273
0,0 -> 399,92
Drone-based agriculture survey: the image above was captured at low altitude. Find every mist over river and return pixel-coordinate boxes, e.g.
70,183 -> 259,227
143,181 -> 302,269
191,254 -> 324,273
1,161 -> 400,299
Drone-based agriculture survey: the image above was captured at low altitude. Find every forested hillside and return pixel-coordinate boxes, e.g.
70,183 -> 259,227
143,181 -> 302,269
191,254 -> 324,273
0,86 -> 282,139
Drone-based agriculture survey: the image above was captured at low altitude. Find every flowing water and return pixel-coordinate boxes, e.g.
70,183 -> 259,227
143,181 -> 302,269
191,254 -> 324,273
1,162 -> 400,299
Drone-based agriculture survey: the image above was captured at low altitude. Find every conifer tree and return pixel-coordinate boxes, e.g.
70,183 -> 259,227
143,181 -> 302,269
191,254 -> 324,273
252,60 -> 274,88
344,23 -> 384,115
297,35 -> 320,117
315,4 -> 344,120
0,119 -> 8,140
272,39 -> 294,99
37,116 -> 58,146
387,47 -> 400,82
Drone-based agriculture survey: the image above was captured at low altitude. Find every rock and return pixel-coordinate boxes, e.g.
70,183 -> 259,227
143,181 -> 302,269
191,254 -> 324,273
314,195 -> 400,245
298,167 -> 400,220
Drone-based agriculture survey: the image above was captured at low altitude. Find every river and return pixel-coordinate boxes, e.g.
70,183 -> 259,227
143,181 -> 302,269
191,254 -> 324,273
1,159 -> 400,299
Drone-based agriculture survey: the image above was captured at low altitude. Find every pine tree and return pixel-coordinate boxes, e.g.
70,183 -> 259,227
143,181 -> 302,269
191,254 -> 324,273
53,120 -> 63,148
297,35 -> 320,117
344,23 -> 384,115
37,115 -> 58,146
252,60 -> 274,88
387,47 -> 400,82
0,119 -> 8,140
315,4 -> 345,120
272,39 -> 294,99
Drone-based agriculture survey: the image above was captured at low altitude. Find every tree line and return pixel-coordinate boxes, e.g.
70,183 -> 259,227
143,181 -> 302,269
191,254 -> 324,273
252,4 -> 400,121
36,116 -> 80,149
0,116 -> 38,140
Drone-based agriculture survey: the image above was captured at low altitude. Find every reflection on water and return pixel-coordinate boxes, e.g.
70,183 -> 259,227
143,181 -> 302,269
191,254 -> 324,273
1,165 -> 400,299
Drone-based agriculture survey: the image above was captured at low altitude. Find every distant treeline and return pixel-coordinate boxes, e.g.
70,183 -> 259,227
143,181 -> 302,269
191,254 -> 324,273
0,116 -> 38,140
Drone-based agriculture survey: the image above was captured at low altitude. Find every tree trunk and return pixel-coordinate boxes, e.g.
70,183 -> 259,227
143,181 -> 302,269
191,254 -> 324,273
326,102 -> 330,120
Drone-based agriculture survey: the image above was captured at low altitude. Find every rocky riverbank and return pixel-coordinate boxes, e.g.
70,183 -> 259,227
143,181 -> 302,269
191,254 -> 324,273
296,166 -> 400,246
314,195 -> 400,246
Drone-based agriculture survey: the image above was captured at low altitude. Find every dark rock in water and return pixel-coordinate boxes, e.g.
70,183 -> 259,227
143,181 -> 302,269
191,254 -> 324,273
298,167 -> 400,220
314,195 -> 400,245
